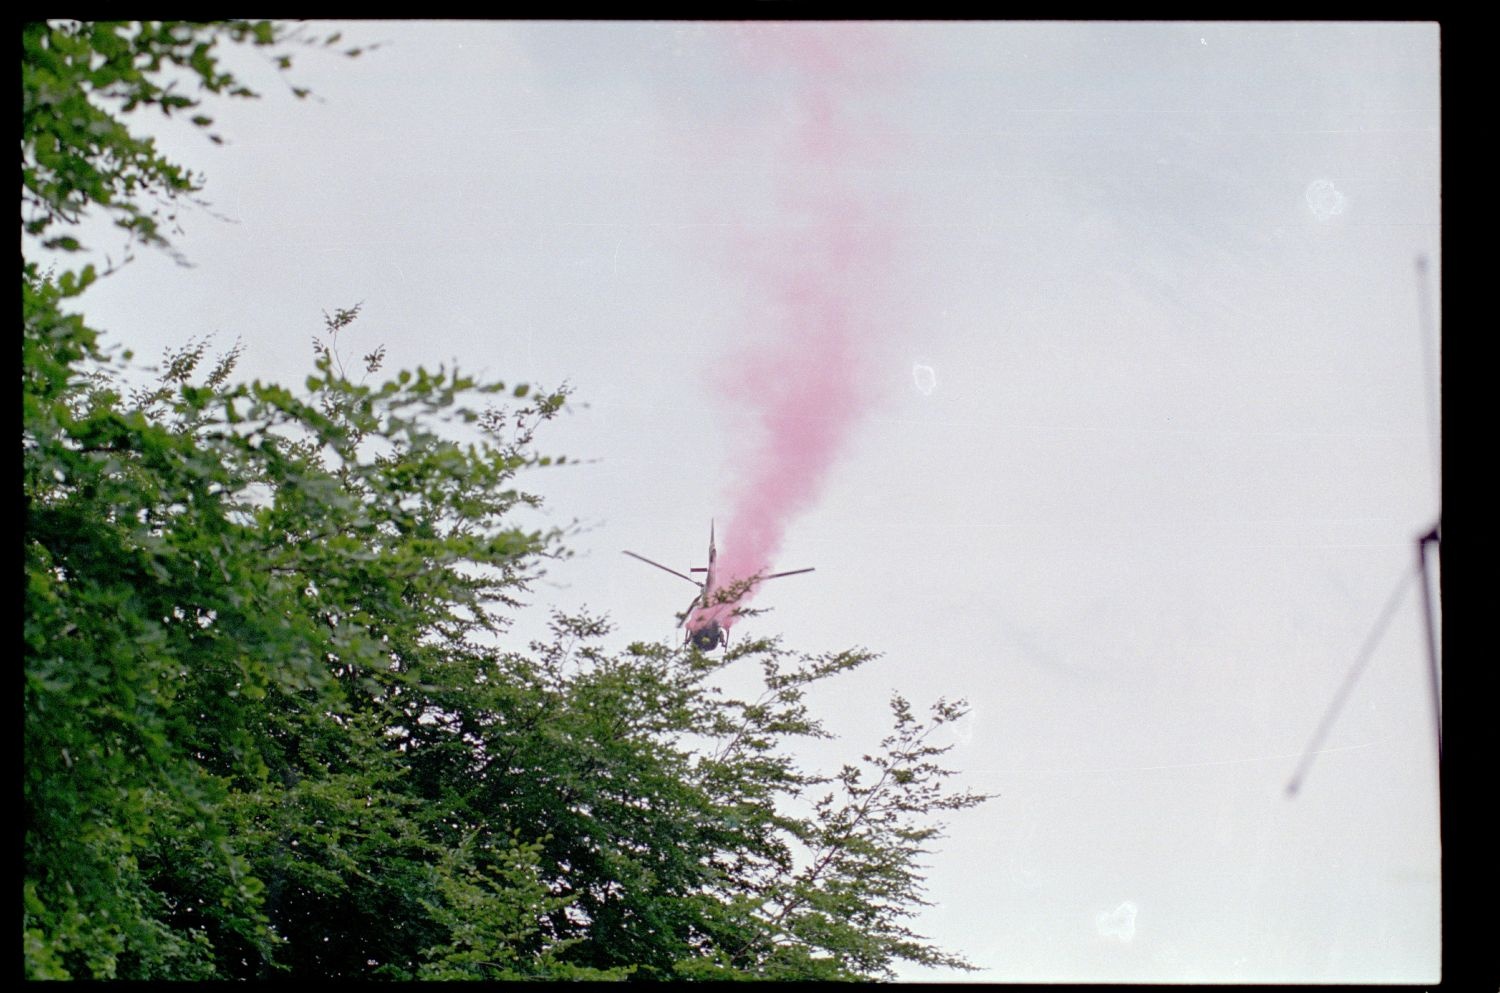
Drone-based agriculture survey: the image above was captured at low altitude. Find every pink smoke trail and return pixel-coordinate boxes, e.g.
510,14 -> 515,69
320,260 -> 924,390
704,24 -> 905,632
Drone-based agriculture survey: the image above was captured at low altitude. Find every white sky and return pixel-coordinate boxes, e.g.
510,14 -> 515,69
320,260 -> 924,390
58,20 -> 1441,983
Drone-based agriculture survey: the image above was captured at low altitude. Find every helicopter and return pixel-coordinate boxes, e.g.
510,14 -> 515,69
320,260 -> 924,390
623,521 -> 814,650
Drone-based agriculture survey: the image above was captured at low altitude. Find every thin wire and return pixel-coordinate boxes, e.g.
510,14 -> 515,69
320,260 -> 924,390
1285,564 -> 1416,797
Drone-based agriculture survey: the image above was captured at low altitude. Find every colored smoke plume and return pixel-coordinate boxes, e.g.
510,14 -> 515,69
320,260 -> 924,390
706,25 -> 906,629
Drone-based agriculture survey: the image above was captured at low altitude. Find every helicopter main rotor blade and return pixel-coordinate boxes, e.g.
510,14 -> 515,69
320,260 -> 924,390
761,567 -> 815,580
623,550 -> 704,588
677,592 -> 701,628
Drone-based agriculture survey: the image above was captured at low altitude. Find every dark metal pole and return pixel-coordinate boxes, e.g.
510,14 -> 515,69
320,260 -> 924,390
1416,522 -> 1441,759
1414,255 -> 1440,506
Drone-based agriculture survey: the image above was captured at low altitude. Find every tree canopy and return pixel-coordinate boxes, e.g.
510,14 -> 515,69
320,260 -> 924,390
23,20 -> 992,981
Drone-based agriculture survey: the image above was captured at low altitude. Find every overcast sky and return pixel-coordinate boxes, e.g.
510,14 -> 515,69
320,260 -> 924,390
63,20 -> 1441,983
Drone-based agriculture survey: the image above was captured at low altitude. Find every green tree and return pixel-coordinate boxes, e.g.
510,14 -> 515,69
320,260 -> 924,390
415,623 -> 991,981
25,287 -> 575,978
23,20 -> 371,258
24,20 -> 993,981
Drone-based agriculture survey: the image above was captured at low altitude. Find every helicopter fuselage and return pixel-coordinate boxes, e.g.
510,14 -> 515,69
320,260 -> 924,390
687,620 -> 726,651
